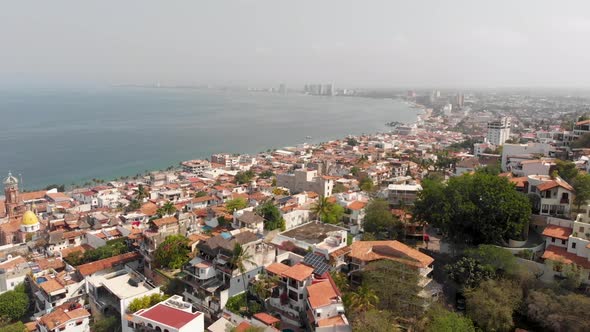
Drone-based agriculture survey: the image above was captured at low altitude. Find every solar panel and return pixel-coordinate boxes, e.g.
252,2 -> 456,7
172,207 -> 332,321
304,252 -> 331,275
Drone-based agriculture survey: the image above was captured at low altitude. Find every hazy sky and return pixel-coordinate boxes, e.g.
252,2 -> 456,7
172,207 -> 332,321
2,1 -> 590,88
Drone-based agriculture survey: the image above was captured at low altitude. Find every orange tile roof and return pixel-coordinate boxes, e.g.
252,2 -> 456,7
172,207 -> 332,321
307,280 -> 338,309
349,240 -> 434,268
537,179 -> 574,192
348,201 -> 366,211
0,256 -> 26,270
140,202 -> 158,216
77,252 -> 140,276
40,279 -> 65,294
509,177 -> 528,188
265,262 -> 291,275
235,321 -> 254,332
152,216 -> 178,227
542,245 -> 590,269
281,263 -> 314,282
317,315 -> 348,327
39,307 -> 90,330
542,225 -> 572,240
253,312 -> 280,326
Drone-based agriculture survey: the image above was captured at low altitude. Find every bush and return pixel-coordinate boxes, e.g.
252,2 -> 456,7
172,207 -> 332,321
127,293 -> 169,313
0,285 -> 29,322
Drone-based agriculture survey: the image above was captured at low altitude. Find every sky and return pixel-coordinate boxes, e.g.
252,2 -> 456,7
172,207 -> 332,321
2,1 -> 590,89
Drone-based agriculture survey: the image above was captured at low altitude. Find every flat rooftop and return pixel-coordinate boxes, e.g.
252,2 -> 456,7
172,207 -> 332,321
280,222 -> 345,244
90,271 -> 154,299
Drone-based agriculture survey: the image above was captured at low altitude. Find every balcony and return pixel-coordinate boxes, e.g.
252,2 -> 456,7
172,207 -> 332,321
560,198 -> 570,204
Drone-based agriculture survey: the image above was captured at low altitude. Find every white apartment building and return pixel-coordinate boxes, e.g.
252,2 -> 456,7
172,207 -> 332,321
277,169 -> 334,197
181,160 -> 211,175
501,143 -> 554,172
486,116 -> 511,146
37,305 -> 91,332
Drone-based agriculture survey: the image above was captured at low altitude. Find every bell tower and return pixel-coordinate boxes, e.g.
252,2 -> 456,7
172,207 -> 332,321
3,172 -> 19,218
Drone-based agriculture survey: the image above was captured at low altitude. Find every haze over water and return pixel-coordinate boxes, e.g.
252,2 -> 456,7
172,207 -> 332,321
0,87 -> 417,190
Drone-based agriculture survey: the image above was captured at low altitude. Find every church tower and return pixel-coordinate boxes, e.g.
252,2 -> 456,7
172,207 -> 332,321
3,172 -> 19,218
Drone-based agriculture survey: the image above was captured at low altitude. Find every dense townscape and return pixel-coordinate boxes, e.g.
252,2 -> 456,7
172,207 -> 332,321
3,89 -> 590,332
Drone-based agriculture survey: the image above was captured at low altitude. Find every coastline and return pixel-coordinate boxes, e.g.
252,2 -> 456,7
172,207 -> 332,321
2,89 -> 418,190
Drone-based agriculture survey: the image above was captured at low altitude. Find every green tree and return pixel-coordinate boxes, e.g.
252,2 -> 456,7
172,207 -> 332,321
230,243 -> 256,308
136,184 -> 149,200
194,191 -> 208,198
126,199 -> 141,212
465,245 -> 519,277
351,309 -> 400,332
154,235 -> 190,269
0,285 -> 28,322
359,177 -> 374,192
362,260 -> 422,319
350,166 -> 361,177
524,288 -> 590,332
157,201 -> 177,217
333,183 -> 347,193
250,274 -> 279,300
573,173 -> 590,211
257,202 -> 286,231
347,286 -> 378,313
226,197 -> 248,212
445,257 -> 495,289
465,279 -> 522,332
414,172 -> 531,245
235,170 -> 255,184
554,159 -> 579,183
363,199 -> 402,239
571,132 -> 590,148
92,316 -> 119,332
311,196 -> 344,224
1,322 -> 26,332
426,305 -> 475,332
259,170 -> 274,179
127,293 -> 169,313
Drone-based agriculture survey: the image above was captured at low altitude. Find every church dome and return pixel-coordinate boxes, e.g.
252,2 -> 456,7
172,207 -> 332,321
3,172 -> 18,185
21,210 -> 39,226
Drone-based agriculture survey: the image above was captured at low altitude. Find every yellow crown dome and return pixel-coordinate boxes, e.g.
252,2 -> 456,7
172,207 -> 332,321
21,210 -> 39,226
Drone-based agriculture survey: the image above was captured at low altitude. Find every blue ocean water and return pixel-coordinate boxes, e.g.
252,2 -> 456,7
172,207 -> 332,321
0,87 -> 417,189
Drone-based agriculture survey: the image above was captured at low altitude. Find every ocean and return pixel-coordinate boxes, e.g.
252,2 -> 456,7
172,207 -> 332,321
0,87 -> 418,190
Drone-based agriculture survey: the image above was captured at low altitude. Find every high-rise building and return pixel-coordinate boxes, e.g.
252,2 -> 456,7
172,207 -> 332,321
324,83 -> 334,96
487,117 -> 511,146
455,93 -> 464,108
279,83 -> 286,94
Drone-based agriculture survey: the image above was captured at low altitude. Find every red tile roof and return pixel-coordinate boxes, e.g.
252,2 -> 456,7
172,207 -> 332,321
307,280 -> 339,309
137,303 -> 201,329
253,312 -> 280,326
541,225 -> 573,240
348,201 -> 366,211
281,263 -> 314,282
349,240 -> 434,268
77,252 -> 140,276
542,245 -> 590,269
265,262 -> 291,275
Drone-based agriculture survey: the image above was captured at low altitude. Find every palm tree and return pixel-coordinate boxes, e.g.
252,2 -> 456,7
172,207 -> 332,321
157,201 -> 177,217
230,243 -> 257,311
136,184 -> 148,201
347,286 -> 378,313
311,195 -> 331,222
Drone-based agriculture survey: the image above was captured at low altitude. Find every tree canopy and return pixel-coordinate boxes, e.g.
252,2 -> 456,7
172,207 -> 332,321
154,235 -> 191,269
414,172 -> 531,245
524,288 -> 590,332
127,293 -> 169,313
465,279 -> 522,332
0,284 -> 28,322
571,132 -> 590,149
235,170 -> 255,184
226,197 -> 248,212
351,309 -> 400,332
363,199 -> 402,240
445,257 -> 495,289
554,159 -> 579,183
65,238 -> 130,266
257,202 -> 286,231
311,196 -> 344,224
362,260 -> 422,319
573,173 -> 590,211
425,306 -> 475,332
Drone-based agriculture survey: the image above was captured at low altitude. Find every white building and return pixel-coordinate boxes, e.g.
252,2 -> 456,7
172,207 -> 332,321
0,256 -> 30,294
487,116 -> 511,146
181,160 -> 211,175
501,142 -> 554,172
129,295 -> 204,332
37,305 -> 91,332
277,169 -> 334,197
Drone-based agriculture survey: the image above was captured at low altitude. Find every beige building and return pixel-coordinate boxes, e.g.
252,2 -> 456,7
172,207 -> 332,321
277,169 -> 334,197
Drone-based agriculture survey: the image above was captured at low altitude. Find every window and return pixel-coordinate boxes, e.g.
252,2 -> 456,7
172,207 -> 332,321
562,240 -> 566,245
580,227 -> 585,233
572,242 -> 576,249
127,321 -> 134,328
551,237 -> 555,243
76,321 -> 83,326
